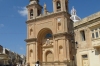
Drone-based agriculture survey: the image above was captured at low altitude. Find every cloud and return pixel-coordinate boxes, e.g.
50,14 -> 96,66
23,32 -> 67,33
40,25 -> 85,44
0,24 -> 4,28
20,47 -> 24,50
18,7 -> 28,17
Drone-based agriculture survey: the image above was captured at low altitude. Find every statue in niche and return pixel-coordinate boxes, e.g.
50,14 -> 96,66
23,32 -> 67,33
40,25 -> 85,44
46,39 -> 50,45
45,33 -> 52,45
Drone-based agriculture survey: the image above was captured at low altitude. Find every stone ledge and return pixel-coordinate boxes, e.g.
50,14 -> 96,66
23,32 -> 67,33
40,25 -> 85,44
25,38 -> 37,42
74,11 -> 100,27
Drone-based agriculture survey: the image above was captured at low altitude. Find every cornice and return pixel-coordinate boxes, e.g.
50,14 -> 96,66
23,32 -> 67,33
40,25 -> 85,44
26,11 -> 70,24
26,3 -> 42,8
74,17 -> 100,29
42,45 -> 53,48
25,38 -> 37,42
74,11 -> 100,28
53,32 -> 68,37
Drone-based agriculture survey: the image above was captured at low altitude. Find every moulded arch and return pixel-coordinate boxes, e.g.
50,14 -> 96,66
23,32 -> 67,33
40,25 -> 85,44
37,28 -> 53,42
45,50 -> 54,62
37,28 -> 53,62
45,50 -> 54,56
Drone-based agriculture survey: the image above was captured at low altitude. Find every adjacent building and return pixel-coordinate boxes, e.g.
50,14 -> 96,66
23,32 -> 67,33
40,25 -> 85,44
0,45 -> 26,65
74,12 -> 100,66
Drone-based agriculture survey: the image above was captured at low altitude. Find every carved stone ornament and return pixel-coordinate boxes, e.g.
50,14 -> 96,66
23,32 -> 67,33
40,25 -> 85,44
46,39 -> 50,45
57,18 -> 61,22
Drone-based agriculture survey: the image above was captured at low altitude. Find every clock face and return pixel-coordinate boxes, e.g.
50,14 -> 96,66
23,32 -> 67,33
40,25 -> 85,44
57,18 -> 61,22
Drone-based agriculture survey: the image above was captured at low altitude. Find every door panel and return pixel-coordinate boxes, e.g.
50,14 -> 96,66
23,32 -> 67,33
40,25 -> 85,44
82,59 -> 89,66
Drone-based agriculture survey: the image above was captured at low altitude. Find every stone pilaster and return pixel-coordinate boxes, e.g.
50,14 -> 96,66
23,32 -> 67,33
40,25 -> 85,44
26,44 -> 29,63
54,40 -> 59,61
53,0 -> 56,13
63,39 -> 67,61
36,42 -> 38,61
33,43 -> 36,62
66,39 -> 70,60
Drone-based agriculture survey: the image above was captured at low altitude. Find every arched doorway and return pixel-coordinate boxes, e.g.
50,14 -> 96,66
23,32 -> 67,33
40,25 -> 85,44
37,28 -> 53,62
46,51 -> 53,62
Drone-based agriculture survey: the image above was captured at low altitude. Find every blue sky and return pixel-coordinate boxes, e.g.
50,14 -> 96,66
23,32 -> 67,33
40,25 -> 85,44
0,0 -> 100,55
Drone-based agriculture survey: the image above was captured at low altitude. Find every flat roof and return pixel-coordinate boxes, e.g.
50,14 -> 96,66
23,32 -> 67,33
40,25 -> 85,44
74,11 -> 100,27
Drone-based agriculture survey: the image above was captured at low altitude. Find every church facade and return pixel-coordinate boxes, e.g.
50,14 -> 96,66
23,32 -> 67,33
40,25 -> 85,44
25,0 -> 75,66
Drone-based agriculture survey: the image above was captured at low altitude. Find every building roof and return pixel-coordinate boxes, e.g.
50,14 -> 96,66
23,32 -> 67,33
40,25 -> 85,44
74,11 -> 100,27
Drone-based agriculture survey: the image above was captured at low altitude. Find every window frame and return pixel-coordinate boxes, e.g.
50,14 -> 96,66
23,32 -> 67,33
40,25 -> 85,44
80,30 -> 86,41
91,27 -> 100,39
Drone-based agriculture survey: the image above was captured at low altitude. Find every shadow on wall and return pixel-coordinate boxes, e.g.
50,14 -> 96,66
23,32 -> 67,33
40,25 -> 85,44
95,49 -> 99,55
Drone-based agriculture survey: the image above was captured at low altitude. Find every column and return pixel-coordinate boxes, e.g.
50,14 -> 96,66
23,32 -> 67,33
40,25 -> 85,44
63,39 -> 67,61
34,44 -> 36,62
36,42 -> 37,61
66,39 -> 70,60
54,40 -> 58,61
33,43 -> 35,62
60,0 -> 65,11
26,44 -> 29,63
53,1 -> 56,13
54,40 -> 56,61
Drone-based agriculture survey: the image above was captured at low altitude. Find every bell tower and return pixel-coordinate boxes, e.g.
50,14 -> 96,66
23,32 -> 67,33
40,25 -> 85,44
53,0 -> 68,12
27,0 -> 42,19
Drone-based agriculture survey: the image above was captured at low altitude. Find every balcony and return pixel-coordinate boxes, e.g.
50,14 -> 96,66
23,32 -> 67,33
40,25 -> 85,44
93,43 -> 100,48
92,37 -> 100,49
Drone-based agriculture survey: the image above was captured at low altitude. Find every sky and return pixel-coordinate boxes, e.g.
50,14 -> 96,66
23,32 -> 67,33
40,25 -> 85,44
0,0 -> 100,55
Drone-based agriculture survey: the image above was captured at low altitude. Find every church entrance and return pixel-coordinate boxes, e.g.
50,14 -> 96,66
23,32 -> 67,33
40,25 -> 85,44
37,28 -> 54,62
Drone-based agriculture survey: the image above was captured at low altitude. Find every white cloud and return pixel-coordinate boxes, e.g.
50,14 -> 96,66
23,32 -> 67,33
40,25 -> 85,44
0,24 -> 4,28
20,47 -> 24,50
18,7 -> 28,17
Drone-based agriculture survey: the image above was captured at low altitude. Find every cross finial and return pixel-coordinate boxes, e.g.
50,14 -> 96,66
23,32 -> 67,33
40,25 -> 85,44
44,3 -> 47,10
71,6 -> 76,15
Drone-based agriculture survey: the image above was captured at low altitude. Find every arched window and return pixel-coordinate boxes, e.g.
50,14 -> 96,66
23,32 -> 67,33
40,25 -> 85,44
30,9 -> 33,19
56,1 -> 61,9
45,33 -> 52,38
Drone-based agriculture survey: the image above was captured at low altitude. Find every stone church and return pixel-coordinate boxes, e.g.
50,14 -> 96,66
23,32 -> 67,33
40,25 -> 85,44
25,0 -> 76,66
25,0 -> 100,66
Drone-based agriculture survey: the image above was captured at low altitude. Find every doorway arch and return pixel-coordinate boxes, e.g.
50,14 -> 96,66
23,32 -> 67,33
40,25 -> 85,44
37,28 -> 53,62
46,51 -> 53,62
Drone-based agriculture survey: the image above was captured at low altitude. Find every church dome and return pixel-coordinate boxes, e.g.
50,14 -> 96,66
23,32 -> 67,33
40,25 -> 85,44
29,0 -> 39,5
70,7 -> 81,22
